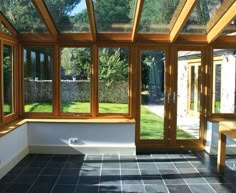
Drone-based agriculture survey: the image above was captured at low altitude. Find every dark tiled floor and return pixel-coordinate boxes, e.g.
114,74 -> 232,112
0,151 -> 236,193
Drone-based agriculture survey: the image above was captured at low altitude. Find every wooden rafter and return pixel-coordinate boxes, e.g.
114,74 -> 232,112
0,12 -> 17,35
207,0 -> 235,32
169,0 -> 197,43
131,0 -> 144,42
32,0 -> 58,37
86,0 -> 96,42
207,1 -> 236,43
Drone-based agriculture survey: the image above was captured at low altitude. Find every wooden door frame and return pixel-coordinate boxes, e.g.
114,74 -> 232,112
135,44 -> 171,152
170,46 -> 206,150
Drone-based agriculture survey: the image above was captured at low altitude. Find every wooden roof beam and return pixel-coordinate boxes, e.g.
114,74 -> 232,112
132,0 -> 144,42
86,0 -> 96,42
0,12 -> 17,35
169,0 -> 197,43
32,0 -> 58,37
207,1 -> 236,43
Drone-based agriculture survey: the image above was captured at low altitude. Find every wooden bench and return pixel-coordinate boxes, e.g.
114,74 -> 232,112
217,121 -> 236,173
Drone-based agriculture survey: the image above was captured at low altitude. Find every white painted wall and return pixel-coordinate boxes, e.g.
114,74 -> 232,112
27,122 -> 136,154
0,122 -> 135,179
0,124 -> 28,179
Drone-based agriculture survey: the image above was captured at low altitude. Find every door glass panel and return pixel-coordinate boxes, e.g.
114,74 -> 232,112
177,51 -> 201,139
212,49 -> 236,113
140,50 -> 165,140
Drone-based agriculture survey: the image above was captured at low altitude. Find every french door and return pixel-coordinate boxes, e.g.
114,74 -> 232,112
136,46 -> 204,151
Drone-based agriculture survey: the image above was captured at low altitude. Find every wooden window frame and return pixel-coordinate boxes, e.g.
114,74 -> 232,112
208,46 -> 236,121
1,40 -> 18,124
95,44 -> 132,118
20,43 -> 133,119
209,46 -> 236,120
58,45 -> 93,118
21,44 -> 56,118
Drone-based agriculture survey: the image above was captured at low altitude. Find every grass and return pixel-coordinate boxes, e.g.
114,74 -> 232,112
4,104 -> 11,113
140,106 -> 164,139
99,103 -> 128,113
25,103 -> 52,112
62,102 -> 90,113
24,102 -> 193,139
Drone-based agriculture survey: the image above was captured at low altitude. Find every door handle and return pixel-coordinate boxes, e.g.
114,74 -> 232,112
167,92 -> 170,104
173,92 -> 176,104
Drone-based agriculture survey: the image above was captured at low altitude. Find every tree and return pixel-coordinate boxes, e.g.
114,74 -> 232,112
61,48 -> 90,80
139,0 -> 179,32
94,0 -> 134,32
99,48 -> 128,86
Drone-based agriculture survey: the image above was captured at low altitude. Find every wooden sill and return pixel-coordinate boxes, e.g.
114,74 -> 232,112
0,118 -> 136,138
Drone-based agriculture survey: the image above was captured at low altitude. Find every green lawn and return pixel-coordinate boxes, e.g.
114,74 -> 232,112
24,102 -> 193,139
25,103 -> 52,112
4,104 -> 11,113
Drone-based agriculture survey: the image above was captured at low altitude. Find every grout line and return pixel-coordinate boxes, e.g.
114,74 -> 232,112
26,154 -> 53,193
49,155 -> 70,193
73,154 -> 86,193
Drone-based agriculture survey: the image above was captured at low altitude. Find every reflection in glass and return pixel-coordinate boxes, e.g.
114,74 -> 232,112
61,48 -> 91,113
44,0 -> 90,32
93,0 -> 136,32
3,45 -> 14,115
1,23 -> 10,34
138,0 -> 183,33
98,48 -> 129,113
0,0 -> 47,33
181,0 -> 222,34
24,48 -> 53,112
212,49 -> 236,113
140,50 -> 165,140
222,18 -> 236,36
177,51 -> 201,139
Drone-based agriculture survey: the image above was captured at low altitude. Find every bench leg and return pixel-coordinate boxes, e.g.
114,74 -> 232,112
217,132 -> 226,173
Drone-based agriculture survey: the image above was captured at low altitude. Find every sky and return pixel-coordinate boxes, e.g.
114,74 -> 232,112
70,0 -> 87,16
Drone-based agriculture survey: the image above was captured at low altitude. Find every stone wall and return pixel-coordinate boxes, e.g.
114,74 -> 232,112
24,80 -> 128,103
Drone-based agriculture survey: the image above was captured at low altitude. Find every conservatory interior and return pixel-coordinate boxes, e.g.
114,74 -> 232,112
0,0 -> 236,192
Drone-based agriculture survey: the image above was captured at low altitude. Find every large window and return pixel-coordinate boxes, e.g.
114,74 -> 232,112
61,48 -> 91,114
98,48 -> 129,114
24,48 -> 53,113
3,45 -> 14,116
212,49 -> 236,114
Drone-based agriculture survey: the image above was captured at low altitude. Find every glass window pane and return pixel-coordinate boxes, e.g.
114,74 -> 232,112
212,49 -> 236,113
177,51 -> 201,139
24,48 -> 53,113
61,48 -> 91,113
140,50 -> 165,140
93,0 -> 136,32
0,0 -> 48,33
221,18 -> 236,36
98,48 -> 129,113
3,45 -> 14,115
44,0 -> 90,33
138,0 -> 185,33
181,0 -> 223,34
